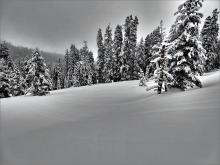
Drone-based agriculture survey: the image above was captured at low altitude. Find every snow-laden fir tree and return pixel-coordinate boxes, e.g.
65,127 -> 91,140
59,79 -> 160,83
64,49 -> 71,88
72,41 -> 95,86
137,38 -> 148,76
122,15 -> 139,80
144,24 -> 163,78
216,40 -> 220,67
151,21 -> 164,57
0,42 -> 13,98
201,9 -> 219,71
24,48 -> 52,96
69,44 -> 80,79
8,66 -> 25,96
103,25 -> 114,83
88,51 -> 97,84
113,24 -> 123,82
73,61 -> 92,86
96,28 -> 105,83
52,58 -> 63,90
167,0 -> 206,90
129,15 -> 139,80
0,41 -> 25,98
80,41 -> 96,83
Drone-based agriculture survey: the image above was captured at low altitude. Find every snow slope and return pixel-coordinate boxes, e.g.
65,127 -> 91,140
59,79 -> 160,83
0,71 -> 220,165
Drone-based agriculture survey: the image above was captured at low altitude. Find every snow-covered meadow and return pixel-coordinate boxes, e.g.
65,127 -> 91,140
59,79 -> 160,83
0,71 -> 220,165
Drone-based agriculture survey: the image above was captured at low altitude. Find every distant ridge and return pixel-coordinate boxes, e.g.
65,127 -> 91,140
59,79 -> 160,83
5,41 -> 64,66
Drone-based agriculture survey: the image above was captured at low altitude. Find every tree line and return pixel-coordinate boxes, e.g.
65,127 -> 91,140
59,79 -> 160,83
0,0 -> 219,98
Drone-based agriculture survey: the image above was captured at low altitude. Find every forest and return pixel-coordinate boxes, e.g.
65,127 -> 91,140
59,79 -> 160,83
0,0 -> 219,98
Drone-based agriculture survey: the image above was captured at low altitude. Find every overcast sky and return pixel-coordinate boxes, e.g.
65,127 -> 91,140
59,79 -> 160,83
0,0 -> 219,59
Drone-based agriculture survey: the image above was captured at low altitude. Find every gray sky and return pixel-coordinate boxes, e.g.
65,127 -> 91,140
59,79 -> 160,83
0,0 -> 219,59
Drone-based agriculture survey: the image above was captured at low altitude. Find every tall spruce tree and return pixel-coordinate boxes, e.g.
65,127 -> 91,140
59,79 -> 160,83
130,16 -> 139,80
96,28 -> 105,83
113,24 -> 123,82
215,40 -> 220,67
103,25 -> 113,83
52,58 -> 63,90
64,49 -> 71,88
144,24 -> 163,78
137,38 -> 147,74
122,15 -> 139,80
69,44 -> 80,78
201,9 -> 219,71
168,0 -> 206,90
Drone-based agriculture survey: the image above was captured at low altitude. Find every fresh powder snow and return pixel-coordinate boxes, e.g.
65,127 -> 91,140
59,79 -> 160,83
0,71 -> 220,165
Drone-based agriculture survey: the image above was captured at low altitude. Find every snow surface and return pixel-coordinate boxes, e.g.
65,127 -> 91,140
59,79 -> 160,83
0,71 -> 220,165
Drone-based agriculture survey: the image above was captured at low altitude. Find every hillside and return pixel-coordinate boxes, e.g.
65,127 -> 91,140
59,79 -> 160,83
5,42 -> 64,66
1,71 -> 220,165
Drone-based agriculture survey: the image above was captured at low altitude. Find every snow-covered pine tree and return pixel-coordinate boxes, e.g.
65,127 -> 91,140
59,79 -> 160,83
88,51 -> 97,84
144,24 -> 163,78
168,0 -> 206,90
0,42 -> 12,98
69,44 -> 80,85
137,38 -> 147,76
103,25 -> 114,83
151,21 -> 164,57
72,41 -> 95,86
113,24 -> 123,82
25,48 -> 52,96
69,44 -> 80,76
96,28 -> 105,83
64,49 -> 71,88
8,66 -> 25,96
72,61 -> 83,87
201,9 -> 219,71
0,41 -> 25,98
122,15 -> 139,80
215,40 -> 220,67
129,16 -> 139,80
52,58 -> 63,90
144,34 -> 153,78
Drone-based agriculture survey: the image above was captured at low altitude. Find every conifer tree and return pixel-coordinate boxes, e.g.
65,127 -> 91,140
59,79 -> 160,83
72,41 -> 95,86
69,44 -> 80,78
144,24 -> 163,78
0,41 -> 25,98
122,15 -> 139,80
52,58 -> 63,90
137,38 -> 147,75
25,49 -> 52,95
215,40 -> 220,67
64,49 -> 71,88
103,25 -> 114,83
96,28 -> 105,83
129,16 -> 139,80
201,9 -> 219,71
168,0 -> 206,90
113,24 -> 123,82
